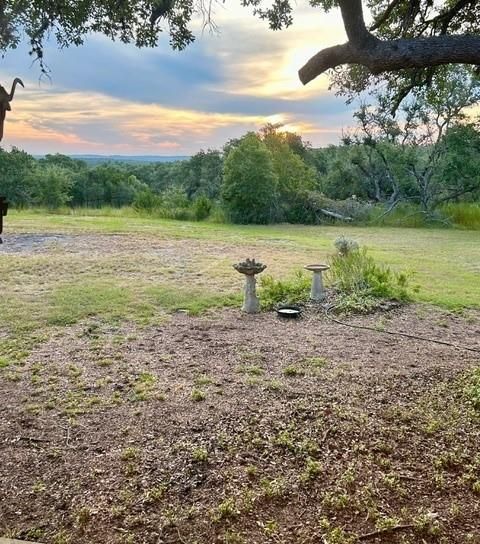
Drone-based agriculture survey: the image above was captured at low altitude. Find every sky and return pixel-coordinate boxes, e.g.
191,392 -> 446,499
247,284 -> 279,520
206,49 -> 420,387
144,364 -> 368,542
0,1 -> 355,155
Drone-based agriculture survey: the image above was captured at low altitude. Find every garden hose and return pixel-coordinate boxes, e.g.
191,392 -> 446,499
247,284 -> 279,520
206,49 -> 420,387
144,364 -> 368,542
323,304 -> 480,354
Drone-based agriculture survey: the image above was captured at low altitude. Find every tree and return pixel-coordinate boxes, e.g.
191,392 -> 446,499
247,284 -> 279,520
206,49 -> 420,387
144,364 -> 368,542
28,164 -> 73,208
0,147 -> 36,206
222,133 -> 278,224
348,66 -> 480,213
1,1 -> 480,108
259,125 -> 318,221
181,150 -> 223,200
436,123 -> 480,203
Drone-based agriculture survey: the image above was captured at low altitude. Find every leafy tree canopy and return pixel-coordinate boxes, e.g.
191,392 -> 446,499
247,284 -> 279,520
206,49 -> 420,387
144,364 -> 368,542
1,0 -> 479,107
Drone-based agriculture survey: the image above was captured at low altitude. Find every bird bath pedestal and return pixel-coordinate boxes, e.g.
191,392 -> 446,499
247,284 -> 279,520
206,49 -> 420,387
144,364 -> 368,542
233,258 -> 267,314
304,264 -> 329,302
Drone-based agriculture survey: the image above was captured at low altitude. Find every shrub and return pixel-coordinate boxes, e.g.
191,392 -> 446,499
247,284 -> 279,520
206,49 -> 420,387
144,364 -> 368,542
329,247 -> 411,304
259,270 -> 311,309
334,236 -> 359,256
193,195 -> 213,221
133,189 -> 162,212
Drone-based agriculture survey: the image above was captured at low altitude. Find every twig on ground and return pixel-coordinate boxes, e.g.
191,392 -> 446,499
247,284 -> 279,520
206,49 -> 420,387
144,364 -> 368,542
359,523 -> 415,540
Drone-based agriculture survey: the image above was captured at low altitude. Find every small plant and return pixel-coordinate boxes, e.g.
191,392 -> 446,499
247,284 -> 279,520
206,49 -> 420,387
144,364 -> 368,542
195,374 -> 213,386
214,497 -> 239,520
191,388 -> 206,402
261,478 -> 286,499
121,447 -> 139,461
262,520 -> 278,535
222,530 -> 245,544
283,365 -> 305,377
465,368 -> 480,410
143,485 -> 166,503
238,364 -> 264,376
413,512 -> 442,536
334,236 -> 359,256
75,506 -> 91,530
192,446 -> 208,462
329,246 -> 412,312
303,356 -> 328,368
301,458 -> 323,481
259,270 -> 310,309
274,429 -> 295,450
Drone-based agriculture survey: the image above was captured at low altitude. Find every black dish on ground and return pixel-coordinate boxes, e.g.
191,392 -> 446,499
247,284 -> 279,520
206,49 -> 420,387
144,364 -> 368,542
276,305 -> 302,318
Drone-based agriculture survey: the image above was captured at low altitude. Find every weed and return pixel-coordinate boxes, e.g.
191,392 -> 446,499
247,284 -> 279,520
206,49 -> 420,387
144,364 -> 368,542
265,378 -> 284,392
274,430 -> 295,450
283,365 -> 305,377
301,458 -> 323,481
121,447 -> 139,461
465,368 -> 480,410
0,356 -> 10,369
31,480 -> 47,493
322,490 -> 351,510
191,388 -> 206,402
222,530 -> 245,544
192,446 -> 208,462
143,485 -> 166,504
262,520 -> 278,535
195,374 -> 213,386
52,530 -> 72,544
75,506 -> 92,530
303,356 -> 328,368
375,516 -> 401,531
259,270 -> 310,309
413,512 -> 442,536
261,478 -> 286,500
329,247 -> 412,312
238,364 -> 264,376
213,497 -> 239,521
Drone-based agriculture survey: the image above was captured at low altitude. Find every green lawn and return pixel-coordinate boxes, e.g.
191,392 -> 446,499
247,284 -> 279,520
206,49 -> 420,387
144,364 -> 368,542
1,210 -> 479,365
6,209 -> 480,309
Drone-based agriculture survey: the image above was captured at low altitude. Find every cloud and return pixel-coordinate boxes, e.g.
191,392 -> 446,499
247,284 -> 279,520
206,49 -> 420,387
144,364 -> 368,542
0,1 -> 352,154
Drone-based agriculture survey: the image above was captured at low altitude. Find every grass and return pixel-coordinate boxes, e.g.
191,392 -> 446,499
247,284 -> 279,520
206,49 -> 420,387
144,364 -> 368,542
0,210 -> 479,368
5,209 -> 480,308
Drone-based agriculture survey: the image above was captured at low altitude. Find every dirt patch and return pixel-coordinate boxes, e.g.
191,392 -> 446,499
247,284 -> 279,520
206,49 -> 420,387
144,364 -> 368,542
0,234 -> 74,254
1,305 -> 479,543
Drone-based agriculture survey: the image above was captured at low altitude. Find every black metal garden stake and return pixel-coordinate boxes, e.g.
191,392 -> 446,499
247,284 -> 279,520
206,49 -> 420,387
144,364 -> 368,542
0,196 -> 8,244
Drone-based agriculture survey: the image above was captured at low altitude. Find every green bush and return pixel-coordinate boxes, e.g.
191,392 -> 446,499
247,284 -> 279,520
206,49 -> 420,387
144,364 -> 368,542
329,247 -> 411,302
192,196 -> 213,220
133,189 -> 162,212
259,271 -> 311,309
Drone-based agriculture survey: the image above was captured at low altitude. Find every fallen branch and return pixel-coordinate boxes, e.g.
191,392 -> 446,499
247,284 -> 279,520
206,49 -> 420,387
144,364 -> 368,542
319,208 -> 353,221
359,523 -> 415,540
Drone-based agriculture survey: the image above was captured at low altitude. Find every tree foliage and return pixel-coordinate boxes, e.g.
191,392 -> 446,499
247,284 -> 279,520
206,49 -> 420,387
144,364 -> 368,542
222,133 -> 279,224
1,0 -> 479,107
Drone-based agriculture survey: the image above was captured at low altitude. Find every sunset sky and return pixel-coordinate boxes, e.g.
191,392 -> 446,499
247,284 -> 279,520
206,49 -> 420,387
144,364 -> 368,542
0,2 -> 354,155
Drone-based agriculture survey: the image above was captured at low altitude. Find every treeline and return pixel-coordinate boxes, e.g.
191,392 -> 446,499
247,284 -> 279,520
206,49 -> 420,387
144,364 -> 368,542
1,121 -> 479,225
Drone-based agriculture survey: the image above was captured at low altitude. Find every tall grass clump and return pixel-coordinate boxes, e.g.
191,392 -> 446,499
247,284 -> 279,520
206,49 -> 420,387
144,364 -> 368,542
259,271 -> 311,309
440,202 -> 480,230
329,244 -> 412,313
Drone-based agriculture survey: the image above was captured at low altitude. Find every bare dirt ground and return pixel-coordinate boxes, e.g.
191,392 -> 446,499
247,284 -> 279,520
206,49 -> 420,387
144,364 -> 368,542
1,304 -> 480,544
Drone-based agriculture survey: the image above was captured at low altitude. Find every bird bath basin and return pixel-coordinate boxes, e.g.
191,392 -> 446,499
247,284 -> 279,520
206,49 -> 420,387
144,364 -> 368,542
304,264 -> 330,302
233,258 -> 267,313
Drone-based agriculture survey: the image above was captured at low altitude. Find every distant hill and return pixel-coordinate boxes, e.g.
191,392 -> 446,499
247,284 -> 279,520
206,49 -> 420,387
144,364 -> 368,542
72,154 -> 190,165
34,154 -> 190,165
